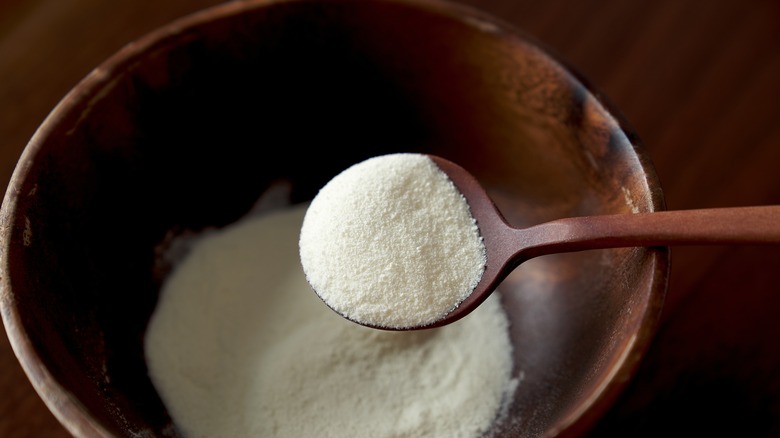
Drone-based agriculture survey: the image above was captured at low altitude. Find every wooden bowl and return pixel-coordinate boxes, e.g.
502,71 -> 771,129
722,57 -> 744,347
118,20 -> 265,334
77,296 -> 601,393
0,0 -> 668,436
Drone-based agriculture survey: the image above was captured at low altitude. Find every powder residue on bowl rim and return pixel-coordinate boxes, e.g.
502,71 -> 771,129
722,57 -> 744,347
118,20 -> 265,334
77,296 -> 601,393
298,153 -> 487,329
144,205 -> 517,438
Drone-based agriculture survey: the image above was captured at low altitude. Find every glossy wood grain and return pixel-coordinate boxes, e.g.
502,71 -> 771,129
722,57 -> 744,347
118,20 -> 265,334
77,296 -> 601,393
1,0 -> 779,437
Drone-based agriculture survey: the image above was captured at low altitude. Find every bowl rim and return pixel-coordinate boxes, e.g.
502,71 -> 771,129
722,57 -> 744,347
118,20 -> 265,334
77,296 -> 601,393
0,0 -> 669,436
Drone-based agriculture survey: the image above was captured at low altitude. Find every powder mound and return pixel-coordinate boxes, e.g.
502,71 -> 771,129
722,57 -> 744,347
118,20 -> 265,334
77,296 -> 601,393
299,153 -> 487,328
145,205 -> 516,438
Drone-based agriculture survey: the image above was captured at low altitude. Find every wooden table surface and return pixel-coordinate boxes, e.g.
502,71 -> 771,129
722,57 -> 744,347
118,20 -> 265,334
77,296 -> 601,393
2,0 -> 779,436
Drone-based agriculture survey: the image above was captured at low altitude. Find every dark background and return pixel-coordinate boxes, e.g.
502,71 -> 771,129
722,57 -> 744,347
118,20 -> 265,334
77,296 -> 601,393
1,0 -> 779,436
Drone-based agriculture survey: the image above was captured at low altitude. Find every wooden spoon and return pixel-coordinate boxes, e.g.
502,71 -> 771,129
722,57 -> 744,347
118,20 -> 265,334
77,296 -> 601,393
425,154 -> 780,329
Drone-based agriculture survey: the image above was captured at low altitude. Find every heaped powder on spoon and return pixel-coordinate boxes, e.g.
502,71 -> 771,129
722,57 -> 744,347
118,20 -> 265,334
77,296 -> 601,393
299,153 -> 487,328
145,204 -> 517,438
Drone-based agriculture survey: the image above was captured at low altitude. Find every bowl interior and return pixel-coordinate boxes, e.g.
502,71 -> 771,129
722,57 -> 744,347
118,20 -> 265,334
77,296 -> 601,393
1,0 -> 668,436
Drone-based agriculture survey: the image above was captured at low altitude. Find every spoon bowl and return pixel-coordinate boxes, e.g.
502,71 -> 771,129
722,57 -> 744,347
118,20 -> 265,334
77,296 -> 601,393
427,154 -> 780,329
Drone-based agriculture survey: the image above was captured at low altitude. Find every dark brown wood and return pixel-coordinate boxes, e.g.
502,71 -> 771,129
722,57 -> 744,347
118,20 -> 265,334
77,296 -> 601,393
1,0 -> 779,437
519,206 -> 780,254
0,1 -> 668,436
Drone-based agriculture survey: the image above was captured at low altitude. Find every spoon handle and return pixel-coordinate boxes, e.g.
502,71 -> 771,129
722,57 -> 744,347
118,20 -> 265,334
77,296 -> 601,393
517,205 -> 780,259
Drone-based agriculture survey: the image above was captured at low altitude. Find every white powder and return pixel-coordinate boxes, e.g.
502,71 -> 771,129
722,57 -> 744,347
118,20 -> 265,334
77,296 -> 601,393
299,153 -> 487,329
145,204 -> 516,438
